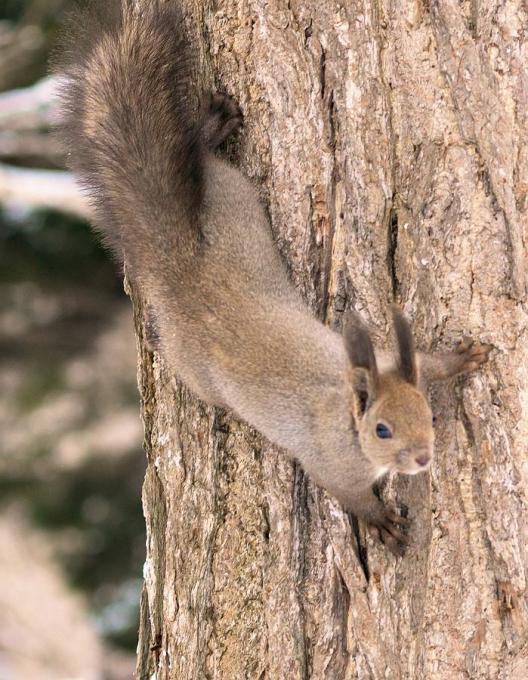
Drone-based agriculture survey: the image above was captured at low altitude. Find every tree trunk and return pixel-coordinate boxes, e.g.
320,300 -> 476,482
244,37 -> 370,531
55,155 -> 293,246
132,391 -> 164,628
135,1 -> 528,678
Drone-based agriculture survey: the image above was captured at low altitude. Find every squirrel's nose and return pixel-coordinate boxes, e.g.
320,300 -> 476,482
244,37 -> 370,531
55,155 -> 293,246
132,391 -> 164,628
415,454 -> 431,467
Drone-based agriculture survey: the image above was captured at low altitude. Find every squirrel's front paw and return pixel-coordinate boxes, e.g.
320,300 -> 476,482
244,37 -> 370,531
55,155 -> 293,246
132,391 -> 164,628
367,508 -> 411,557
456,338 -> 492,374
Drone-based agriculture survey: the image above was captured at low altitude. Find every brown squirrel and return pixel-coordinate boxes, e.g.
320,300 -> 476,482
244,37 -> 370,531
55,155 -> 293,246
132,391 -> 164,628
57,0 -> 491,555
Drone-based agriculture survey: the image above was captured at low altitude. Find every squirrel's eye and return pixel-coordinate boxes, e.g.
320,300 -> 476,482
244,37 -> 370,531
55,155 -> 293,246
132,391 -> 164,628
375,423 -> 392,439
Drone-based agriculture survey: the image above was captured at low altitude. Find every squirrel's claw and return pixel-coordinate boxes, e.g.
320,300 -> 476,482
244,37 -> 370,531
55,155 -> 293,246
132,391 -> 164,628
368,508 -> 411,557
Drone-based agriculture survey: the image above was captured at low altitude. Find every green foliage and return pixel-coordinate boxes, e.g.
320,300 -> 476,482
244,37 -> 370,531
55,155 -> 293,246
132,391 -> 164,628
1,0 -> 27,21
0,207 -> 119,289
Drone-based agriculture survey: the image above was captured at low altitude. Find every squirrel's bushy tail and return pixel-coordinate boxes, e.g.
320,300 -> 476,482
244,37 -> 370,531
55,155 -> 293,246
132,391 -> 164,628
56,0 -> 203,274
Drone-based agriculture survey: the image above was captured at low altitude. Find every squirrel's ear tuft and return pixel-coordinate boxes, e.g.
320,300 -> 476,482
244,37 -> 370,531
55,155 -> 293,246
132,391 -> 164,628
343,312 -> 379,417
343,312 -> 379,376
391,306 -> 417,385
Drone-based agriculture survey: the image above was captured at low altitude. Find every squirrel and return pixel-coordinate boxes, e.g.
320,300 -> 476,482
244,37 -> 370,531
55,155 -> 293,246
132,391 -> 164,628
57,0 -> 491,556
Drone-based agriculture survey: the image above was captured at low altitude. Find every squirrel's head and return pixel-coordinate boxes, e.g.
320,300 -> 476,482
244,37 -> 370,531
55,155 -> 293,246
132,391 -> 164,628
344,308 -> 433,476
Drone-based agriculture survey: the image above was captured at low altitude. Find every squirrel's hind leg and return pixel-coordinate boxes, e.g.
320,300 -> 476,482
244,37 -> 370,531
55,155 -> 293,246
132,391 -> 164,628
201,93 -> 243,150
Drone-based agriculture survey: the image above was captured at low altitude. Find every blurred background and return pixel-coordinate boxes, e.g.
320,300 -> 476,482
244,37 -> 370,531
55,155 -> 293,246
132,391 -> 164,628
1,2 -> 145,678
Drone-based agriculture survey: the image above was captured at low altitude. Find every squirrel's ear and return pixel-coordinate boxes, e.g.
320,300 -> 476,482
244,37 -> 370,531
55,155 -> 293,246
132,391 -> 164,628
343,312 -> 378,417
391,306 -> 417,385
349,367 -> 376,419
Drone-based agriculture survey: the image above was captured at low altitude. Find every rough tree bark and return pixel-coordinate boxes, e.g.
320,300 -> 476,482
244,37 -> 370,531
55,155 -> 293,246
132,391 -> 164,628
135,1 -> 528,678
